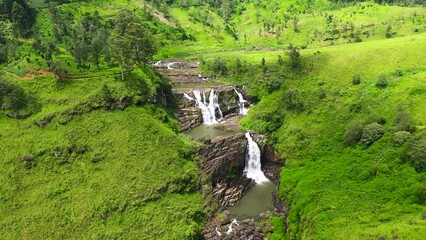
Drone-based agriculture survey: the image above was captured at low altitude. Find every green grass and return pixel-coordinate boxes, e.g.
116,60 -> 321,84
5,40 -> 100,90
2,0 -> 426,239
202,33 -> 426,239
156,1 -> 426,59
0,73 -> 205,238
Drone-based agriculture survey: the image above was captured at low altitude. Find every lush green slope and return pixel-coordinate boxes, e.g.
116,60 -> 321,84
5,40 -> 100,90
156,0 -> 426,58
0,0 -> 206,239
1,0 -> 425,239
0,73 -> 205,239
201,33 -> 426,239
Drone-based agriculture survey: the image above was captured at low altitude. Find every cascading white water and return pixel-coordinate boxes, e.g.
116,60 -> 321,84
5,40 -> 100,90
208,89 -> 223,121
215,219 -> 239,236
183,93 -> 194,101
192,89 -> 223,125
234,89 -> 248,115
244,132 -> 269,184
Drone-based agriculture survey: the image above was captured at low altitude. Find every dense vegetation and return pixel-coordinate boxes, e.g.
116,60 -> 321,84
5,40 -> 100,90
1,0 -> 425,239
0,0 -> 205,239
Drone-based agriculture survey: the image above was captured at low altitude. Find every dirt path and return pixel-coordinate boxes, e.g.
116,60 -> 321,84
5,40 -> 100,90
1,62 -> 56,80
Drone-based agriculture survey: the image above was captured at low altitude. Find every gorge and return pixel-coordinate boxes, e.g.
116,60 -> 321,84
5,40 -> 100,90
155,60 -> 285,239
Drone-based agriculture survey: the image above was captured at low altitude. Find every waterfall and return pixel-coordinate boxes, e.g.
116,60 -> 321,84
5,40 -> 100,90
192,89 -> 223,125
183,93 -> 194,101
208,89 -> 223,121
215,219 -> 239,236
234,88 -> 248,115
244,132 -> 269,184
167,62 -> 177,69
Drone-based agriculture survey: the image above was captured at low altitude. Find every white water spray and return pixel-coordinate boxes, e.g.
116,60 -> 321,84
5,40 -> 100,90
244,132 -> 269,184
167,62 -> 177,69
215,219 -> 239,236
183,93 -> 194,101
192,89 -> 223,125
234,88 -> 248,115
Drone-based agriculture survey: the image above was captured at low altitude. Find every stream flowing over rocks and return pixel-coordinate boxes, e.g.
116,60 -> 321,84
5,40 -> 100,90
154,60 -> 287,239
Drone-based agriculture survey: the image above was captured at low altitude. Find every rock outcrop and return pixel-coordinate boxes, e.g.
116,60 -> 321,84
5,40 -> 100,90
174,91 -> 203,132
212,176 -> 255,209
198,133 -> 247,184
154,61 -> 204,85
203,211 -> 286,240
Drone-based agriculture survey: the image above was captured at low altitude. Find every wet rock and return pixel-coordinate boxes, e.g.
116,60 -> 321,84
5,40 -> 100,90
251,134 -> 285,165
199,133 -> 247,184
212,176 -> 255,209
154,61 -> 203,85
214,114 -> 244,132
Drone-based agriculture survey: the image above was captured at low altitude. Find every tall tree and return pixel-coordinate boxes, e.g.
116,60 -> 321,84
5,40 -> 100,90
108,11 -> 157,80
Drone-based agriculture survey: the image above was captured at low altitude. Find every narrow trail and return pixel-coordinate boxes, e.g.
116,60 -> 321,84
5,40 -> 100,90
1,63 -> 56,80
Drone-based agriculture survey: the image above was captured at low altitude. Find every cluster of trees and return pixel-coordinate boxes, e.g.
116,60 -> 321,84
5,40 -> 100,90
343,107 -> 424,172
0,21 -> 17,64
30,7 -> 157,80
0,0 -> 36,35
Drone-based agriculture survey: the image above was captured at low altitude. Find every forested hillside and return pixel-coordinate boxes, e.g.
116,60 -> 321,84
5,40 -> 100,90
1,0 -> 425,239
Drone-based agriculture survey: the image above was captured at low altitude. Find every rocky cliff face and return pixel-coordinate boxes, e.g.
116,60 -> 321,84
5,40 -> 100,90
174,91 -> 203,132
198,133 -> 257,211
198,133 -> 247,184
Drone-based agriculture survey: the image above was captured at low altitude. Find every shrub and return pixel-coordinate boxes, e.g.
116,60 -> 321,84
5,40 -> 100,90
359,123 -> 384,148
394,110 -> 416,133
352,75 -> 361,85
209,58 -> 228,76
0,79 -> 29,111
402,131 -> 426,172
286,44 -> 301,69
344,120 -> 364,146
415,186 -> 426,205
282,89 -> 304,112
393,131 -> 411,147
376,74 -> 388,88
318,89 -> 326,99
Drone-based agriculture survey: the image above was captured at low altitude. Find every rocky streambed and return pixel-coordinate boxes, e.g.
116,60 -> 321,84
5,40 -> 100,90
154,60 -> 287,239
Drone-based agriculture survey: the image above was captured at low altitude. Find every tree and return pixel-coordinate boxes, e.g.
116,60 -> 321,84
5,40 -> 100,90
108,12 -> 157,81
11,2 -> 25,24
286,44 -> 301,69
91,27 -> 109,68
48,60 -> 68,82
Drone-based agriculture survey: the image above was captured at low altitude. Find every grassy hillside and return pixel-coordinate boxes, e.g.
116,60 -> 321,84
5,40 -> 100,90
156,0 -> 426,58
1,0 -> 425,239
200,32 -> 426,239
0,0 -> 206,239
0,72 -> 205,239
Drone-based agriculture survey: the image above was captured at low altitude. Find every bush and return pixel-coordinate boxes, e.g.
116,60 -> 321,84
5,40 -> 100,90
402,131 -> 426,172
359,123 -> 384,148
282,89 -> 304,112
376,74 -> 388,88
393,131 -> 411,147
394,110 -> 416,133
344,120 -> 364,146
415,186 -> 426,205
209,58 -> 228,76
318,89 -> 326,99
352,75 -> 361,85
0,79 -> 29,111
286,44 -> 301,69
